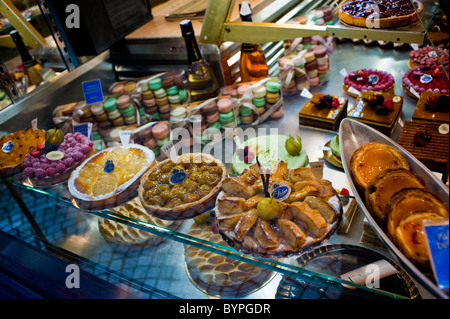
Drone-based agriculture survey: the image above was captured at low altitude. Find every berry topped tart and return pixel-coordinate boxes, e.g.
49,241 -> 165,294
408,46 -> 449,69
343,69 -> 395,97
299,93 -> 348,131
23,130 -> 94,187
339,0 -> 423,29
402,66 -> 449,99
0,128 -> 46,178
216,160 -> 342,257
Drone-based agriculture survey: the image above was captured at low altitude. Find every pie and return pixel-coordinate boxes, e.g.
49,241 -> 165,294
184,220 -> 273,297
350,142 -> 410,191
98,197 -> 182,247
138,153 -> 228,220
215,161 -> 342,257
343,69 -> 395,98
386,188 -> 449,269
0,128 -> 46,178
68,144 -> 155,210
339,0 -> 423,29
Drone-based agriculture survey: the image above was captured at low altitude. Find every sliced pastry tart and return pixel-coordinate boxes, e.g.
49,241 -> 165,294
68,144 -> 155,210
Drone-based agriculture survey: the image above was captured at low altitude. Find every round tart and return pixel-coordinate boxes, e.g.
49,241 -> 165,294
365,168 -> 425,224
138,153 -> 228,220
339,0 -> 423,29
216,161 -> 342,257
0,128 -> 46,178
23,132 -> 94,187
343,69 -> 395,97
402,66 -> 449,99
386,188 -> 449,269
184,221 -> 274,297
350,142 -> 410,191
409,46 -> 449,69
68,144 -> 155,210
98,197 -> 181,248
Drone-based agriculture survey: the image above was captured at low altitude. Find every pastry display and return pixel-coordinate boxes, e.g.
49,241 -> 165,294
98,197 -> 182,247
349,142 -> 410,191
339,0 -> 423,29
216,161 -> 342,257
0,128 -> 46,178
365,168 -> 425,224
232,135 -> 309,175
397,121 -> 449,175
412,92 -> 449,123
409,46 -> 449,69
184,219 -> 274,297
299,93 -> 348,131
68,144 -> 155,210
347,91 -> 403,136
138,153 -> 228,220
402,66 -> 449,98
386,188 -> 449,269
22,130 -> 94,187
343,69 -> 395,97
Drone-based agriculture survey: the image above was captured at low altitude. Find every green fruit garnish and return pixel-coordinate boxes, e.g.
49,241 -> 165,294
257,197 -> 280,220
285,135 -> 303,156
45,128 -> 64,146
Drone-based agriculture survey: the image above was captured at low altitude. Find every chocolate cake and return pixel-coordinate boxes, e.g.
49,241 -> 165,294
299,93 -> 348,131
412,92 -> 449,123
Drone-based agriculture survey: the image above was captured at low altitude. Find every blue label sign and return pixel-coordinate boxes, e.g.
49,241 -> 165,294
104,159 -> 115,173
2,141 -> 14,153
169,168 -> 187,185
425,222 -> 449,290
271,183 -> 291,201
420,74 -> 433,84
82,79 -> 104,104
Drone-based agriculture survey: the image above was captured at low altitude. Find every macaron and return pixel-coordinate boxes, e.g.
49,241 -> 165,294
98,120 -> 112,129
239,106 -> 253,117
310,76 -> 320,86
95,112 -> 108,122
208,121 -> 222,131
240,115 -> 254,124
148,78 -> 162,91
124,115 -> 136,125
304,52 -> 316,63
256,106 -> 265,115
171,107 -> 187,120
265,80 -> 281,93
108,108 -> 121,120
179,89 -> 188,102
162,77 -> 176,90
144,138 -> 157,149
168,94 -> 181,105
266,92 -> 280,103
141,89 -> 154,100
156,96 -> 169,106
206,111 -> 220,124
307,69 -> 318,78
221,86 -> 238,98
117,94 -> 131,109
217,98 -> 233,113
313,45 -> 328,58
154,88 -> 167,99
237,84 -> 251,97
316,55 -> 329,66
283,86 -> 298,96
166,85 -> 179,96
119,104 -> 135,117
252,97 -> 266,108
270,107 -> 284,119
103,98 -> 118,112
157,136 -> 170,147
201,101 -> 218,115
296,79 -> 310,91
152,122 -> 170,139
136,127 -> 153,139
124,82 -> 136,93
305,60 -> 318,70
159,112 -> 171,121
110,83 -> 124,95
252,85 -> 267,99
219,111 -> 234,124
158,104 -> 171,114
145,106 -> 158,115
143,98 -> 156,107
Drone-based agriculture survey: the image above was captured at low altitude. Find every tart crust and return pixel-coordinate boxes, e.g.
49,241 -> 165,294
138,153 -> 228,220
339,1 -> 423,29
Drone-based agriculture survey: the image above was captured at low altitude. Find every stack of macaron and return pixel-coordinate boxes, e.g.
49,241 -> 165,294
148,77 -> 171,121
265,79 -> 284,119
278,56 -> 307,95
310,6 -> 333,25
133,121 -> 171,158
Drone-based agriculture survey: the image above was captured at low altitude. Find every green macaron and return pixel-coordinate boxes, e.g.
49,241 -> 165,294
266,80 -> 282,93
219,111 -> 234,124
239,106 -> 253,117
252,97 -> 266,107
148,78 -> 162,91
103,98 -> 118,112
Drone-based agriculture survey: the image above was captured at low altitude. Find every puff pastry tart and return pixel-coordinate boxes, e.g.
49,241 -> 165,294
68,144 -> 155,210
350,142 -> 410,191
139,153 -> 228,220
386,188 -> 449,269
339,0 -> 423,29
215,161 -> 342,257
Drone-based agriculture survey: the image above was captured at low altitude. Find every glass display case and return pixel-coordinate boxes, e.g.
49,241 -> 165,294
0,0 -> 448,300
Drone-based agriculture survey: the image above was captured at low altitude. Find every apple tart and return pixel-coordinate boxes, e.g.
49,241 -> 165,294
215,161 -> 342,257
68,144 -> 155,210
138,153 -> 228,220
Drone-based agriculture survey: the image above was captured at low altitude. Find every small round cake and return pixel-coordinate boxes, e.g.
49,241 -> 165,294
343,69 -> 395,97
409,46 -> 449,69
402,66 -> 449,98
232,135 -> 308,175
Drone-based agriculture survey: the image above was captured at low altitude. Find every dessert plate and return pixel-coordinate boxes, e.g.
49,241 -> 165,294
339,118 -> 449,299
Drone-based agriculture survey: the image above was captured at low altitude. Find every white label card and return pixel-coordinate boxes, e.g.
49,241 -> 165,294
161,140 -> 175,158
119,131 -> 132,146
340,68 -> 348,77
348,86 -> 361,96
301,88 -> 313,99
309,161 -> 324,180
31,118 -> 38,131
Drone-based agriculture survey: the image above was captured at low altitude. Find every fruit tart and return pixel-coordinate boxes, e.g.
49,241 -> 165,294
68,144 -> 155,210
402,66 -> 449,98
184,216 -> 274,297
299,93 -> 348,131
138,153 -> 228,220
0,128 -> 46,178
215,161 -> 342,257
344,69 -> 395,98
23,130 -> 95,187
409,46 -> 449,69
339,0 -> 423,29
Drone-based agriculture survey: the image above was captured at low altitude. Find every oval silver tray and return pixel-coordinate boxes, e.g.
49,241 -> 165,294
339,118 -> 449,299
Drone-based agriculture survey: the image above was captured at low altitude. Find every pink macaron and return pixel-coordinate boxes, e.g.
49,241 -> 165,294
152,122 -> 170,139
217,98 -> 233,113
270,107 -> 284,119
309,76 -> 320,86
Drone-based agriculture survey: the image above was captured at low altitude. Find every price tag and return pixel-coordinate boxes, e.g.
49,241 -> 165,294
409,87 -> 421,99
424,220 -> 449,290
340,68 -> 348,77
82,79 -> 104,104
31,118 -> 38,131
73,122 -> 92,140
119,130 -> 132,146
300,88 -> 313,99
410,43 -> 419,50
309,161 -> 324,180
348,86 -> 361,96
161,139 -> 176,159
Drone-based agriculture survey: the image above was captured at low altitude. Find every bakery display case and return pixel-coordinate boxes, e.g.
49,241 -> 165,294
0,0 -> 448,300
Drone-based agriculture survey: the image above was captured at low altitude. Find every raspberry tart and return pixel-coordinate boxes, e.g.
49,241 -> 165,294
23,131 -> 94,187
409,46 -> 449,69
339,0 -> 423,29
402,66 -> 449,99
343,69 -> 395,98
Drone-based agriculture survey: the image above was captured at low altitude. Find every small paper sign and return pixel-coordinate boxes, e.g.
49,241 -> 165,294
161,139 -> 175,158
309,161 -> 324,180
82,79 -> 104,104
340,68 -> 348,77
409,87 -> 421,99
424,221 -> 449,290
73,123 -> 92,140
301,88 -> 313,99
410,43 -> 419,50
31,118 -> 38,131
348,86 -> 361,96
119,130 -> 132,146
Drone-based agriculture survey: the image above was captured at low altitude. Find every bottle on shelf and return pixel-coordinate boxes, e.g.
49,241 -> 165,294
238,1 -> 269,83
10,30 -> 44,87
180,19 -> 219,102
